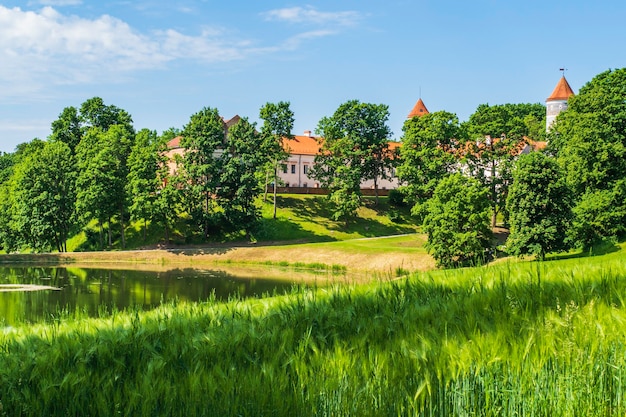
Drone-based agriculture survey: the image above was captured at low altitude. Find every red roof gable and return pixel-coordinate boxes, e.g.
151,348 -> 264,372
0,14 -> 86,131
547,76 -> 575,101
408,98 -> 429,118
167,136 -> 182,149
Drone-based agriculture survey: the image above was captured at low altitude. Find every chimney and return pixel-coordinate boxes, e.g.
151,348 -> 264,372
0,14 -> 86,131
304,130 -> 312,137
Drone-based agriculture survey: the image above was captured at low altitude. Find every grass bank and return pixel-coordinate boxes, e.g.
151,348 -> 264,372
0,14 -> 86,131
1,248 -> 625,416
0,234 -> 433,277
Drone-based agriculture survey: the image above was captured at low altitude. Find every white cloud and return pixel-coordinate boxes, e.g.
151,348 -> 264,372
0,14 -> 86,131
0,5 -> 248,101
0,5 -> 363,103
262,6 -> 362,27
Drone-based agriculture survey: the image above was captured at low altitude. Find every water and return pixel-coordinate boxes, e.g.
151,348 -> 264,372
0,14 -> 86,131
0,265 -> 323,325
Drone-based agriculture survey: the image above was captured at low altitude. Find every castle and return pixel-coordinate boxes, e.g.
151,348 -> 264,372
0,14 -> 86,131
167,75 -> 575,192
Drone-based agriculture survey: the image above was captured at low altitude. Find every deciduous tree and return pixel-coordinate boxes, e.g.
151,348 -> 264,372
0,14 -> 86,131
12,142 -> 75,252
463,103 -> 546,226
310,100 -> 392,224
423,173 -> 492,268
259,101 -> 294,219
217,117 -> 264,234
506,152 -> 573,260
180,107 -> 225,238
396,111 -> 461,219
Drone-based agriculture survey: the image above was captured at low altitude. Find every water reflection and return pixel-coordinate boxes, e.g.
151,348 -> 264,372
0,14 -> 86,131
0,266 -> 313,325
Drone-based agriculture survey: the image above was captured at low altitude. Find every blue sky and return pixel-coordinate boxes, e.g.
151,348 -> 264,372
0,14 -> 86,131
0,0 -> 624,153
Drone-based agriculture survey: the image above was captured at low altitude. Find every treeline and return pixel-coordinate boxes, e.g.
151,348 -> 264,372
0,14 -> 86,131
398,68 -> 626,267
0,69 -> 624,263
0,99 -> 297,252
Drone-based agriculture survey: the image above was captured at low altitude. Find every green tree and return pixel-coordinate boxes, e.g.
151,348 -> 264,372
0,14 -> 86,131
569,181 -> 626,251
506,152 -> 573,260
12,142 -> 75,252
396,111 -> 461,219
548,68 -> 626,248
79,97 -> 134,136
259,101 -> 294,219
463,103 -> 546,227
180,107 -> 225,238
127,129 -> 161,241
423,173 -> 492,268
310,100 -> 392,224
549,68 -> 626,195
217,117 -> 264,234
50,106 -> 82,153
75,125 -> 133,249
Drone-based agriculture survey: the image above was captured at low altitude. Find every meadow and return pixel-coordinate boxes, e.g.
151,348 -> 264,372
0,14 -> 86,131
1,244 -> 625,416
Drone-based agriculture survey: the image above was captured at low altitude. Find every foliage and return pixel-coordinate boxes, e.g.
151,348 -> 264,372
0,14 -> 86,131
2,253 -> 626,416
180,107 -> 225,238
126,129 -> 163,241
12,142 -> 75,252
462,103 -> 546,226
423,173 -> 492,267
259,101 -> 295,219
549,68 -> 626,197
311,100 -> 392,223
79,96 -> 135,136
396,110 -> 461,213
75,125 -> 134,249
216,117 -> 265,233
506,152 -> 573,260
49,106 -> 82,153
387,188 -> 406,207
569,180 -> 626,251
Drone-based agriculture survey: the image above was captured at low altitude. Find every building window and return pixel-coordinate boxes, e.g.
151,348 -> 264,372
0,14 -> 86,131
281,164 -> 287,174
303,182 -> 308,188
291,164 -> 296,174
303,165 -> 309,174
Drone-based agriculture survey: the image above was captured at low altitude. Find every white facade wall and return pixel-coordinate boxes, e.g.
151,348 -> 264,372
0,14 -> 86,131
275,155 -> 400,190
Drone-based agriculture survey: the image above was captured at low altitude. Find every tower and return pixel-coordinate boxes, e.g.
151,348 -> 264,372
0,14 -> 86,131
407,98 -> 429,118
546,73 -> 575,131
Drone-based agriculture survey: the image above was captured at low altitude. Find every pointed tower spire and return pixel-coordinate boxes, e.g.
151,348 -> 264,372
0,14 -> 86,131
408,98 -> 429,118
546,74 -> 575,131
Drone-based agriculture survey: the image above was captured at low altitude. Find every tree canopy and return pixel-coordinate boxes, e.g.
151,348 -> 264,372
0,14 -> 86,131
423,173 -> 493,268
310,100 -> 392,223
506,152 -> 573,260
396,111 -> 461,217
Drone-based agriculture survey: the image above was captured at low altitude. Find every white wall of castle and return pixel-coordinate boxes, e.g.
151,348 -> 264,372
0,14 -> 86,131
276,154 -> 400,190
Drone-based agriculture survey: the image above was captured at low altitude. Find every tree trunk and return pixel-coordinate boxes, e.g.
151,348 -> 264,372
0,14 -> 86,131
273,166 -> 278,219
99,222 -> 104,250
373,176 -> 379,206
143,219 -> 147,242
491,160 -> 497,228
120,206 -> 126,250
204,191 -> 211,238
263,168 -> 270,203
107,217 -> 112,249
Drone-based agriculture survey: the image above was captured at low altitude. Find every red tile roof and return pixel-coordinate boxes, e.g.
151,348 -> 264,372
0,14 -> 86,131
408,98 -> 429,118
546,76 -> 575,101
167,136 -> 182,149
284,135 -> 320,155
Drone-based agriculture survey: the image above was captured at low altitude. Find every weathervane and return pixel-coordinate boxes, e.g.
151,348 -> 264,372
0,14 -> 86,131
560,68 -> 568,77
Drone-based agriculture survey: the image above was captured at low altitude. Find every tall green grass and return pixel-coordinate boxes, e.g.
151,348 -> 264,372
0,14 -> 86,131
1,252 -> 626,416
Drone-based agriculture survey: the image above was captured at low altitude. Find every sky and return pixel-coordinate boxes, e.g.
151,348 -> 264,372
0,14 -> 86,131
0,0 -> 625,153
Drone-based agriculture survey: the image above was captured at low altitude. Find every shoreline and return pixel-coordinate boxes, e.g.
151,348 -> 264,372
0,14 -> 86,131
0,236 -> 435,277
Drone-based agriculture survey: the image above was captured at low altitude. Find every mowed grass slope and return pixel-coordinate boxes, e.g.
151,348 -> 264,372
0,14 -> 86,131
22,194 -> 429,274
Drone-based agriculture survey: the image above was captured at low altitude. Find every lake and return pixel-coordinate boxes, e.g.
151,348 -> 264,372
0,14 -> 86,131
0,265 -> 333,325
